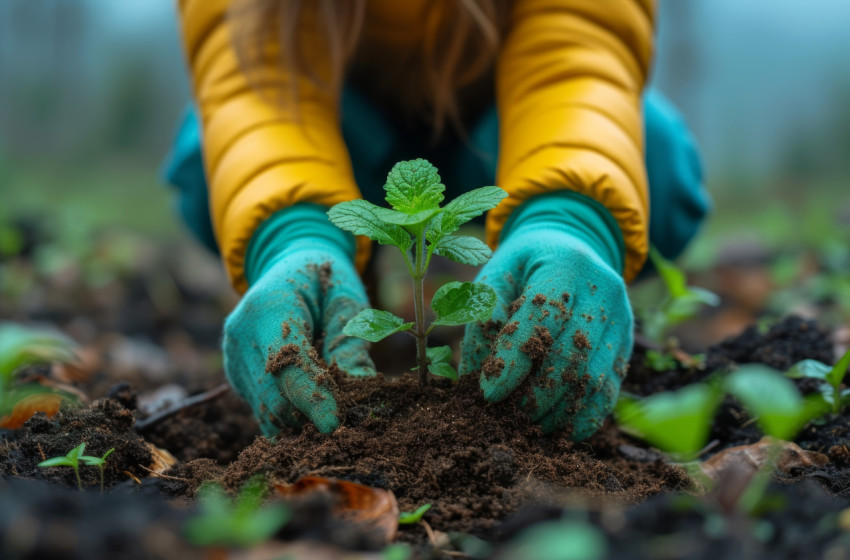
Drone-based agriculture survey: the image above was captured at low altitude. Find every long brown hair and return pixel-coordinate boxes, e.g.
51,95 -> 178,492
228,0 -> 510,134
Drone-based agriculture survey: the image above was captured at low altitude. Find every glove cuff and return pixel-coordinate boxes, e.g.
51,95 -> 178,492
500,191 -> 626,274
244,203 -> 357,287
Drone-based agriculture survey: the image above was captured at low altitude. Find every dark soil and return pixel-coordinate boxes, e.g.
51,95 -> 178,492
0,398 -> 152,490
211,370 -> 689,541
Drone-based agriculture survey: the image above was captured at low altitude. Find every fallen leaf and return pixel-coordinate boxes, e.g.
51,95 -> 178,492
700,437 -> 828,481
273,476 -> 399,544
146,442 -> 178,474
0,393 -> 62,429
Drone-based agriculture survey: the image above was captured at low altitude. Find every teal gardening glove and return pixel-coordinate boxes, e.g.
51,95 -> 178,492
223,204 -> 376,435
460,191 -> 633,440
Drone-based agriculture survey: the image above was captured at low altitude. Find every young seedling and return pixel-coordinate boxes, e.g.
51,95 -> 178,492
81,447 -> 115,494
329,159 -> 507,384
785,348 -> 850,414
616,364 -> 825,460
38,442 -> 87,491
636,247 -> 719,371
184,478 -> 290,548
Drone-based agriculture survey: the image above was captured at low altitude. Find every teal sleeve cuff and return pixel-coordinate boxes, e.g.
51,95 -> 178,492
244,203 -> 358,287
500,191 -> 626,275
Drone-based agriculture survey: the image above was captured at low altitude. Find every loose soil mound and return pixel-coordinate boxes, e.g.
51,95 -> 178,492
212,371 -> 689,539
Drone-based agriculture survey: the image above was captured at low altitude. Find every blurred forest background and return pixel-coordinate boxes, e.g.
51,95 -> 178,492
1,0 -> 849,344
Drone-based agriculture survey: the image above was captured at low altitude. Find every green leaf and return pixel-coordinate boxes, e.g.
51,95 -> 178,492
81,447 -> 114,466
786,359 -> 831,381
343,309 -> 414,342
501,520 -> 607,560
0,323 -> 78,382
38,457 -> 75,468
615,384 -> 722,458
430,281 -> 497,327
67,442 -> 86,462
383,159 -> 445,214
428,362 -> 458,380
399,503 -> 432,524
427,346 -> 452,364
433,235 -> 492,266
725,365 -> 823,440
438,186 -> 508,234
827,348 -> 850,389
373,206 -> 442,229
649,246 -> 689,299
327,200 -> 412,251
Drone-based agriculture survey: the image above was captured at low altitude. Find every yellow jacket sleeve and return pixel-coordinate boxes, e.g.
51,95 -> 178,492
177,0 -> 370,294
489,0 -> 655,282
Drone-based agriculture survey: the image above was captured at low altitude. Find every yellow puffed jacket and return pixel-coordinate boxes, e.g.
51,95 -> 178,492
177,0 -> 654,293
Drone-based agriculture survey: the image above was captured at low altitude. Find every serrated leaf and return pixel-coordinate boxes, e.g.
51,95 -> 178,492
373,206 -> 442,228
438,186 -> 507,234
327,200 -> 412,251
343,309 -> 414,343
431,281 -> 497,327
615,384 -> 722,458
428,362 -> 458,381
725,365 -> 822,440
383,159 -> 445,214
433,235 -> 492,266
426,346 -> 452,365
786,359 -> 831,381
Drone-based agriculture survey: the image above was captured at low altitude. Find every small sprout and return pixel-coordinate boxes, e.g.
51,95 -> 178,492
785,348 -> 850,414
80,448 -> 114,494
184,478 -> 290,548
399,503 -> 432,525
637,248 -> 720,364
38,442 -> 87,491
330,159 -> 507,384
615,385 -> 723,460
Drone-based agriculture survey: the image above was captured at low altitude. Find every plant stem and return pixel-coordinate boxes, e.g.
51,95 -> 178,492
412,232 -> 429,385
74,466 -> 82,491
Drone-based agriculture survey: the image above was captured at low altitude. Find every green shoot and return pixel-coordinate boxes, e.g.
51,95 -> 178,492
329,159 -> 506,384
616,385 -> 723,460
637,247 -> 719,370
785,348 -> 850,414
80,448 -> 115,494
617,364 -> 828,459
184,478 -> 290,548
399,503 -> 432,525
38,442 -> 87,491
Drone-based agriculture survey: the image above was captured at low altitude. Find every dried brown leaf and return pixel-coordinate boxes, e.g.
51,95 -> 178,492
0,393 -> 62,429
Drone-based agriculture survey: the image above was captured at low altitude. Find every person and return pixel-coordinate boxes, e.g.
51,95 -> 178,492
163,0 -> 710,440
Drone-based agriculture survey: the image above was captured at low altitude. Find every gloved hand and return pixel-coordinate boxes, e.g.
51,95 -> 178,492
223,204 -> 376,436
460,192 -> 633,440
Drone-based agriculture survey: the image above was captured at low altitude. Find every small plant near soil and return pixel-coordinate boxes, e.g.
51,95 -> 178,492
184,478 -> 290,548
329,159 -> 507,384
80,447 -> 114,494
616,365 -> 825,459
398,503 -> 431,525
785,348 -> 850,414
636,247 -> 719,371
0,322 -> 77,415
38,442 -> 87,491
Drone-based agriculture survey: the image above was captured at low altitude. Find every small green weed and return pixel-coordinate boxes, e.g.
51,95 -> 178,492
38,442 -> 87,491
329,159 -> 507,384
183,478 -> 290,549
398,503 -> 431,525
785,348 -> 850,414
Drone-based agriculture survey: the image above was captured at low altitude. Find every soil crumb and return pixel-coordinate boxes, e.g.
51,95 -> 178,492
216,373 -> 688,538
267,344 -> 303,374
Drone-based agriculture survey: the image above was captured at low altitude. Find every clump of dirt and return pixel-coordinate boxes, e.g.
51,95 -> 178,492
142,391 -> 259,464
0,398 -> 152,490
215,372 -> 689,539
